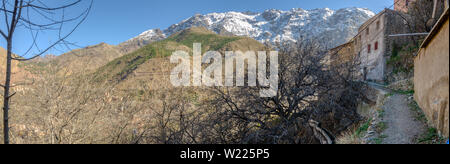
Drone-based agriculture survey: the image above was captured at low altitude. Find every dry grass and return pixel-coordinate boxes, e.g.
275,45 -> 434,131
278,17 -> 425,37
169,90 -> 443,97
335,122 -> 365,144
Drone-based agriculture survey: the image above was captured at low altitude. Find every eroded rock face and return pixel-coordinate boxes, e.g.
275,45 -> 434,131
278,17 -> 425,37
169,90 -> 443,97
262,9 -> 282,21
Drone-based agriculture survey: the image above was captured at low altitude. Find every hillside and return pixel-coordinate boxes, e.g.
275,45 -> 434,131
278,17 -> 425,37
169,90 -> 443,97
23,42 -> 123,76
0,47 -> 32,85
93,27 -> 267,84
3,28 -> 270,144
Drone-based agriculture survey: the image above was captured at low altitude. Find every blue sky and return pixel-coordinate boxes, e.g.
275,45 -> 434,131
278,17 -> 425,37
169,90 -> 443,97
1,0 -> 393,56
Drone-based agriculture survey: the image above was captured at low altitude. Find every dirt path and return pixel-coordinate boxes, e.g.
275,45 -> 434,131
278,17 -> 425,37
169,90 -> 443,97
380,94 -> 426,144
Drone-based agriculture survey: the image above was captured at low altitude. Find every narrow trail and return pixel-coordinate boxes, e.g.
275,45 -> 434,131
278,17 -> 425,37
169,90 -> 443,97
380,94 -> 426,144
367,82 -> 427,144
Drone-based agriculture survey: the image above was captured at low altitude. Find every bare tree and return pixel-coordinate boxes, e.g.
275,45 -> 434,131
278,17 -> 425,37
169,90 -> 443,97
127,88 -> 207,144
128,40 -> 367,144
203,41 -> 365,144
1,0 -> 92,144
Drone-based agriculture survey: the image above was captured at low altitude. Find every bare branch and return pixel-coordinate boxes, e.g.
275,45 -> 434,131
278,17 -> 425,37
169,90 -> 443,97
0,29 -> 6,39
2,0 -> 11,33
22,0 -> 81,11
12,0 -> 93,61
7,92 -> 16,99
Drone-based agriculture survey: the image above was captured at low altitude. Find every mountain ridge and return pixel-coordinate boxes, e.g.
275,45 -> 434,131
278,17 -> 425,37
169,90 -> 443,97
123,7 -> 375,50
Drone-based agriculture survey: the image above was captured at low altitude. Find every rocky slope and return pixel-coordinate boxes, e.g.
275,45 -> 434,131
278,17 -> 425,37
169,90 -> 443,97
119,29 -> 166,54
22,42 -> 123,76
0,47 -> 32,84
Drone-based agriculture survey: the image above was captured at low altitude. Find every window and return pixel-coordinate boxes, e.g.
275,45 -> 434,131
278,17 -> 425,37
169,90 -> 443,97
376,21 -> 380,30
368,44 -> 371,53
375,41 -> 379,51
366,27 -> 370,35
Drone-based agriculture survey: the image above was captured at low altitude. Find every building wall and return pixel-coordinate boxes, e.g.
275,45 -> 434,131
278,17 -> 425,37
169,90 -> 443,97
328,41 -> 355,65
325,40 -> 359,79
356,12 -> 387,82
354,9 -> 412,82
395,0 -> 416,13
383,10 -> 412,58
446,0 -> 449,9
414,16 -> 449,137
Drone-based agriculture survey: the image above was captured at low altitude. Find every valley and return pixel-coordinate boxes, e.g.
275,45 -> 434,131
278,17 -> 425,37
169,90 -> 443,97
1,0 -> 448,145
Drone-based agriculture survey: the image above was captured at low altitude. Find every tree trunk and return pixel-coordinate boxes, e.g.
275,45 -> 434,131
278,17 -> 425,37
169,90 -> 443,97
2,41 -> 12,144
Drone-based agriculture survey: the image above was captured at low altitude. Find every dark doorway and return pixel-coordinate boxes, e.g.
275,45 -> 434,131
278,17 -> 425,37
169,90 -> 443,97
363,67 -> 368,81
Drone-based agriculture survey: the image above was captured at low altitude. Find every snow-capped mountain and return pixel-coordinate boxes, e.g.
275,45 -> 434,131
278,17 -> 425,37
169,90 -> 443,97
119,29 -> 166,53
122,7 -> 375,50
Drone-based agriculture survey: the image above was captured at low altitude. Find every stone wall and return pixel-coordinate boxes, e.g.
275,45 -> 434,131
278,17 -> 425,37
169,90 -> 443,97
395,0 -> 417,13
384,10 -> 412,58
414,11 -> 449,137
328,40 -> 355,65
383,10 -> 416,83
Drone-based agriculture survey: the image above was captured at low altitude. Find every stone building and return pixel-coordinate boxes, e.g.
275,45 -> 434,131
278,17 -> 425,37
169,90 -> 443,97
327,40 -> 355,66
395,0 -> 449,14
414,8 -> 449,138
395,0 -> 417,13
353,9 -> 410,82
